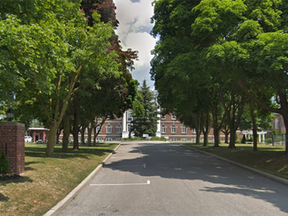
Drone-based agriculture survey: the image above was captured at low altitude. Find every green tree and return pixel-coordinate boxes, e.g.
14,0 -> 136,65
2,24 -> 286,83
151,0 -> 288,152
0,0 -> 120,156
60,0 -> 138,149
130,80 -> 158,138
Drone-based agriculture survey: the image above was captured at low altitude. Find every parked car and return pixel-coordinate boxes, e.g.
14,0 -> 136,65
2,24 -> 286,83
24,136 -> 32,143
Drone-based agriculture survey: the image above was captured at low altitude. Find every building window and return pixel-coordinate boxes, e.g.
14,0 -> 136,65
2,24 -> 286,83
161,114 -> 166,120
106,137 -> 112,141
117,125 -> 122,133
171,114 -> 176,120
192,128 -> 196,134
96,126 -> 102,134
171,125 -> 176,133
161,125 -> 166,133
182,126 -> 187,134
127,111 -> 133,121
106,125 -> 112,134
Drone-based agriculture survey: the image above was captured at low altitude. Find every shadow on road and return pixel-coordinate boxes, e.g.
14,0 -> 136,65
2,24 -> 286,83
105,142 -> 288,214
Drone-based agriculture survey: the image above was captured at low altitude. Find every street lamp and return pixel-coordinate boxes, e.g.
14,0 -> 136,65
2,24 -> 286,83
6,108 -> 13,122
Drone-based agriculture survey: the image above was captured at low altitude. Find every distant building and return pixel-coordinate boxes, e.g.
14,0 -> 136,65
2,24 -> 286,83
27,111 -> 285,143
26,127 -> 49,142
93,110 -> 222,142
272,113 -> 286,133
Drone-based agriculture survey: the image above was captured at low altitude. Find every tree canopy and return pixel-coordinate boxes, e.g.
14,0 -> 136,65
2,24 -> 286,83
0,0 -> 137,156
151,0 -> 288,151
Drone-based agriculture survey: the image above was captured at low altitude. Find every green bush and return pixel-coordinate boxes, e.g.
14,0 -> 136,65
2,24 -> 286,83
122,136 -> 167,141
121,137 -> 144,141
0,149 -> 9,174
235,139 -> 241,144
266,138 -> 273,144
151,137 -> 167,141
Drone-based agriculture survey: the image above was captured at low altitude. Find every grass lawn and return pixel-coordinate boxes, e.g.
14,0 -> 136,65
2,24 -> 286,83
184,143 -> 288,180
0,143 -> 118,216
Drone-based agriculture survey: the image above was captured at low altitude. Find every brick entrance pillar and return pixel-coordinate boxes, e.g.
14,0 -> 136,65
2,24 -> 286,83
0,122 -> 25,174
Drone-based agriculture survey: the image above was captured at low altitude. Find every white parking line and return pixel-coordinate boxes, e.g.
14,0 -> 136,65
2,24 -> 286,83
90,180 -> 151,186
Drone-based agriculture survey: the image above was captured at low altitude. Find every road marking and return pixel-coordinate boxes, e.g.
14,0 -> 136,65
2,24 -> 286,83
143,163 -> 146,168
90,180 -> 151,186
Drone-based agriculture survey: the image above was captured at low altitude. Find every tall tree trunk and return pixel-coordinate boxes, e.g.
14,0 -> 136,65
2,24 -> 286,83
81,126 -> 85,145
229,132 -> 236,148
46,121 -> 58,157
202,113 -> 210,147
56,128 -> 62,144
278,93 -> 288,154
224,132 -> 229,143
213,129 -> 220,147
212,106 -> 220,147
203,130 -> 208,146
93,122 -> 104,145
72,101 -> 80,150
282,114 -> 288,154
196,128 -> 201,145
73,130 -> 79,150
93,125 -> 97,145
87,122 -> 93,146
212,105 -> 219,147
228,92 -> 236,149
62,113 -> 70,152
228,92 -> 244,149
250,101 -> 258,151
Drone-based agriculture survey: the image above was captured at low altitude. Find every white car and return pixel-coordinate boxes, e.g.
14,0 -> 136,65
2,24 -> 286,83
25,136 -> 32,142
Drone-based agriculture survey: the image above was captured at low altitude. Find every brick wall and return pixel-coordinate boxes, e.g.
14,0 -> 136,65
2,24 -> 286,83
0,122 -> 25,174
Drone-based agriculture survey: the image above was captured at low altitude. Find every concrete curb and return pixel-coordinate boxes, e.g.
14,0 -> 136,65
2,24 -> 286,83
181,144 -> 288,186
43,144 -> 121,216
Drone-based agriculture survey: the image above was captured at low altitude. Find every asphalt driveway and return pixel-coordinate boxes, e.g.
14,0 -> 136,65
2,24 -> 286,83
57,142 -> 288,216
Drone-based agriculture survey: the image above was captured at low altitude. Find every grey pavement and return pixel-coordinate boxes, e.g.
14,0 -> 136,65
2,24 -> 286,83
56,142 -> 288,216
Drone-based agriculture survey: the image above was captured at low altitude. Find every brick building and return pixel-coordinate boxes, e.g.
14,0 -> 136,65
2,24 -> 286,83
93,110 -> 222,142
27,111 -> 285,143
26,127 -> 49,142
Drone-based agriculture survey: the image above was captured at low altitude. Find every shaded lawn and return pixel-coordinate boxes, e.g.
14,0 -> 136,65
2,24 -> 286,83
0,143 -> 118,216
184,143 -> 288,180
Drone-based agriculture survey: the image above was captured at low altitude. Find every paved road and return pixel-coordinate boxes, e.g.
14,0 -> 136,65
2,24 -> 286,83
58,142 -> 288,216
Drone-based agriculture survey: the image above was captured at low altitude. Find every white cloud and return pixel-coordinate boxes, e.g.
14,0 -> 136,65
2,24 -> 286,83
114,0 -> 157,87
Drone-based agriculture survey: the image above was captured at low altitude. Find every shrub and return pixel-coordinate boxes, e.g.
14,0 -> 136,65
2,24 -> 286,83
266,138 -> 273,144
0,149 -> 9,174
151,137 -> 167,141
235,139 -> 241,144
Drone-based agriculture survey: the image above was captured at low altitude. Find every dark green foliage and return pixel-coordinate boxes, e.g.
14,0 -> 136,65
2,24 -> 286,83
0,149 -> 9,174
151,0 -> 288,152
130,80 -> 159,137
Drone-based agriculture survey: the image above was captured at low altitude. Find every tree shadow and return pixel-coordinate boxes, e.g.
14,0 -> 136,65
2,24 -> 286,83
25,145 -> 114,159
104,142 -> 288,214
0,175 -> 33,186
0,193 -> 9,202
25,161 -> 45,171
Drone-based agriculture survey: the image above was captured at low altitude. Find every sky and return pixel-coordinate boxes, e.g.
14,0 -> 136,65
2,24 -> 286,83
114,0 -> 157,88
